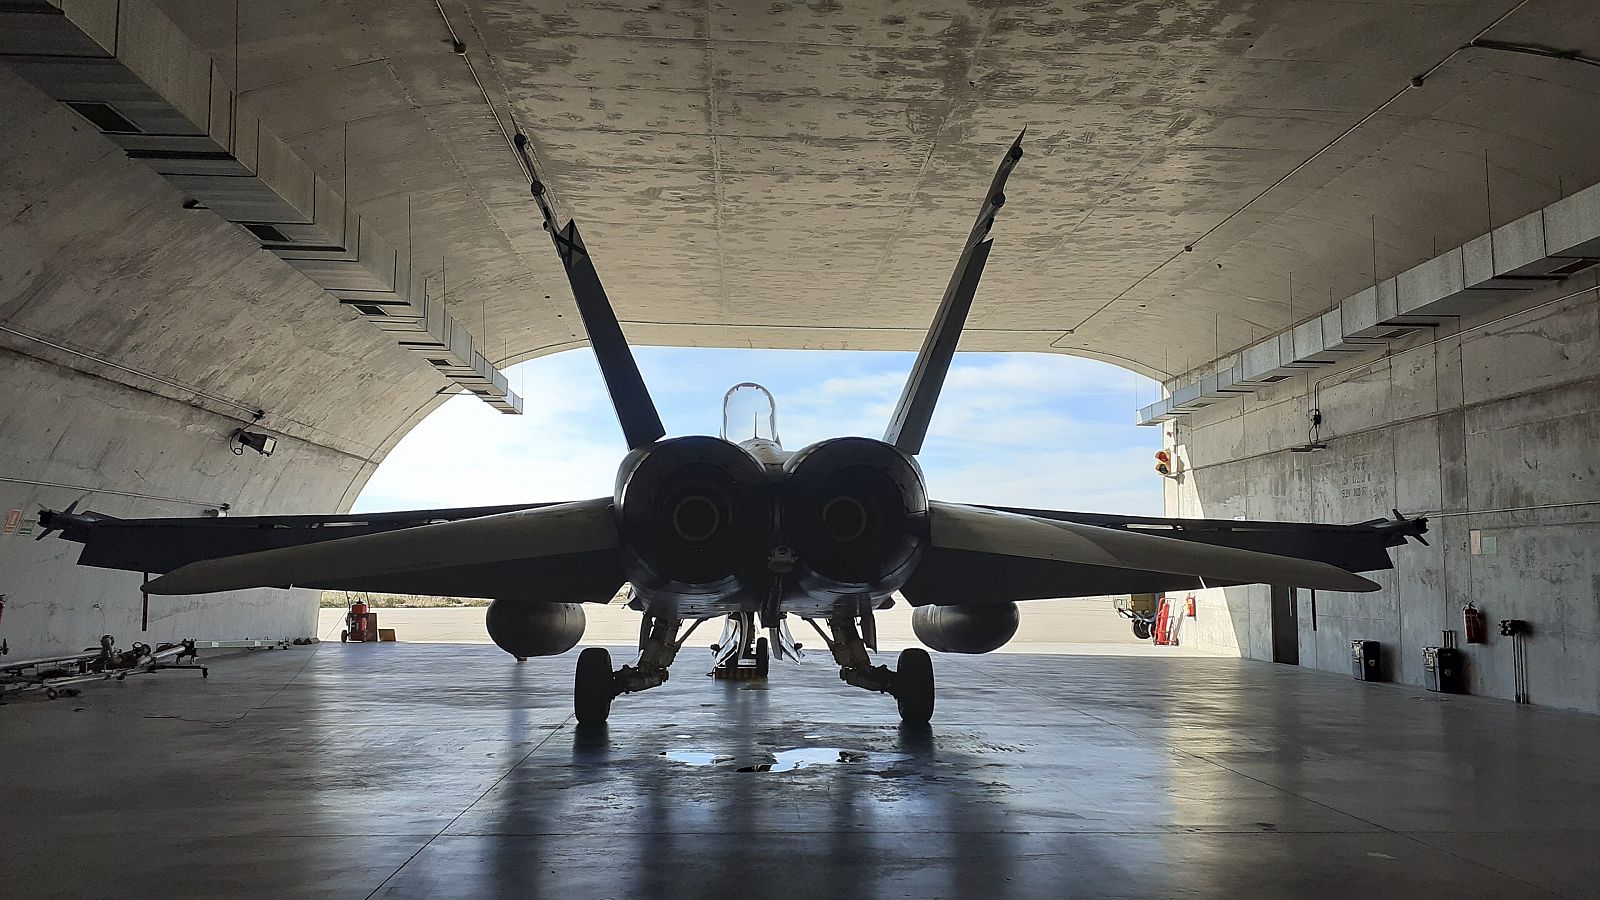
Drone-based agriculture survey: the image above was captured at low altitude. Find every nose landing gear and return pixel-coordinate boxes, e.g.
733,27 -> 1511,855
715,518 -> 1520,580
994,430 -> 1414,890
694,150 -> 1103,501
709,611 -> 772,679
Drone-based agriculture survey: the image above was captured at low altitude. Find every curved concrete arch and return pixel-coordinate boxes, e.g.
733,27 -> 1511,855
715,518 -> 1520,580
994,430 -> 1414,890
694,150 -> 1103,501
5,0 -> 1600,672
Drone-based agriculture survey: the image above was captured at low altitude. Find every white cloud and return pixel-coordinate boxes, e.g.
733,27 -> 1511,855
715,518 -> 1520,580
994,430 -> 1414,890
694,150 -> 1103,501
357,353 -> 625,510
357,348 -> 1162,517
925,445 -> 1162,514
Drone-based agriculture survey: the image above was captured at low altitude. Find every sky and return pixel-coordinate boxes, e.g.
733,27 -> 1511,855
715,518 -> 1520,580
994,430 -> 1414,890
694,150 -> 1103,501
356,348 -> 1163,516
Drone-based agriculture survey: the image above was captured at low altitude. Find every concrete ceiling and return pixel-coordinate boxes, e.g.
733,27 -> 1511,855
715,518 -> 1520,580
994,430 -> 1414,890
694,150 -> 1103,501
150,0 -> 1600,379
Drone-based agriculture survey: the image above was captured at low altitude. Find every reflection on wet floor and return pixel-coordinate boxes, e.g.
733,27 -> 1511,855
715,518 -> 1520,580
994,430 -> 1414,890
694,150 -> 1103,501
13,643 -> 1594,898
662,749 -> 731,766
664,746 -> 884,772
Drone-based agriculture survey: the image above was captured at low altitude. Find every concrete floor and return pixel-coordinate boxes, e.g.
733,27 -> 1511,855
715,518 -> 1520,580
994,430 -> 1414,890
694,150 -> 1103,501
5,643 -> 1600,898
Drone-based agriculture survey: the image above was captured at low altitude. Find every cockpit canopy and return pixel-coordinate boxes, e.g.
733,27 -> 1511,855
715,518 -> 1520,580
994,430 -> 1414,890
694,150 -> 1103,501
722,382 -> 781,446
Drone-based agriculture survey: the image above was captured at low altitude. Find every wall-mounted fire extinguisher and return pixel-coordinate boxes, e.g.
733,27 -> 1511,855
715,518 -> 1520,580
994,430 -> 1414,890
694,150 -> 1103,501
1463,602 -> 1487,644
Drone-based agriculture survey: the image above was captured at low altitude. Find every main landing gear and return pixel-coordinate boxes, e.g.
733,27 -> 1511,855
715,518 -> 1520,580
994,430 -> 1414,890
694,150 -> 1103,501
575,610 -> 935,725
804,613 -> 935,724
575,614 -> 701,725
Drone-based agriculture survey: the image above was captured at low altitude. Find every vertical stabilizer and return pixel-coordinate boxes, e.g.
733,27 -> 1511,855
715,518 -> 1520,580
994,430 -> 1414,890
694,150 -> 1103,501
516,136 -> 665,449
884,132 -> 1024,454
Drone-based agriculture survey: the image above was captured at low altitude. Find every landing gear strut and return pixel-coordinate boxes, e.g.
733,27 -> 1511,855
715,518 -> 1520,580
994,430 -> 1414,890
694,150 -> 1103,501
806,614 -> 935,724
573,614 -> 692,725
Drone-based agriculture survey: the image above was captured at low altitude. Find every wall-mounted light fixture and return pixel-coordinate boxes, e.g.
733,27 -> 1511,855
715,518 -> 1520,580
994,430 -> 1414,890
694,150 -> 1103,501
1290,393 -> 1328,453
1155,449 -> 1181,478
231,429 -> 277,457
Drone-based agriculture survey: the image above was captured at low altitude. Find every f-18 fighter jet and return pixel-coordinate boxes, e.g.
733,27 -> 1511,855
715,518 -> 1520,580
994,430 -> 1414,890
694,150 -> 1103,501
42,134 -> 1426,724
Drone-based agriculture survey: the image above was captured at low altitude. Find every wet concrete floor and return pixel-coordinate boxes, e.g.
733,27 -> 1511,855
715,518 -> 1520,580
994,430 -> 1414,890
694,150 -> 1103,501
3,642 -> 1597,898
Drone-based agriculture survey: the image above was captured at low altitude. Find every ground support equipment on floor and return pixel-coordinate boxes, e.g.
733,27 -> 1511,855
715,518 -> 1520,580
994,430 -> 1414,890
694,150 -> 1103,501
0,635 -> 206,701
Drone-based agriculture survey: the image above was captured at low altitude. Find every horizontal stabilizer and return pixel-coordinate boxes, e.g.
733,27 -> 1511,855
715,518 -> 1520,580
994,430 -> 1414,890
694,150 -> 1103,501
144,497 -> 619,595
923,502 -> 1379,594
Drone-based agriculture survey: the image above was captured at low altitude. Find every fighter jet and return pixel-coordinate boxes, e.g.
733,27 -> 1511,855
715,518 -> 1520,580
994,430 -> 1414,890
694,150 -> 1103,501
40,134 -> 1426,724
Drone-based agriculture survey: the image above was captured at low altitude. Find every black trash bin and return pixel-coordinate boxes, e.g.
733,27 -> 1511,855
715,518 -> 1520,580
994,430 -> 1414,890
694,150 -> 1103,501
1351,640 -> 1382,681
1423,646 -> 1464,693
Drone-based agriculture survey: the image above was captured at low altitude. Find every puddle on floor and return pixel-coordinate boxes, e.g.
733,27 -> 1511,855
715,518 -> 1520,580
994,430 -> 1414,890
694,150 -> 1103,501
663,747 -> 879,773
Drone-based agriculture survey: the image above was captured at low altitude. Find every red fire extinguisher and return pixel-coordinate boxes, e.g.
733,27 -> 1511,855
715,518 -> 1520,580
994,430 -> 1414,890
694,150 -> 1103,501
342,600 -> 370,643
1463,603 -> 1487,644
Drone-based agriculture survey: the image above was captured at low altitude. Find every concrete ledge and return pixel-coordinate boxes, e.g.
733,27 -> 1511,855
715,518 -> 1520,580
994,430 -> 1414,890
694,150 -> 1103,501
1139,179 -> 1600,426
0,0 -> 525,415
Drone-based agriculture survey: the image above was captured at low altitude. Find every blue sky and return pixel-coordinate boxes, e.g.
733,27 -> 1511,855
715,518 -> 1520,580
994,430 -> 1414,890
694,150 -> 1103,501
357,347 -> 1163,516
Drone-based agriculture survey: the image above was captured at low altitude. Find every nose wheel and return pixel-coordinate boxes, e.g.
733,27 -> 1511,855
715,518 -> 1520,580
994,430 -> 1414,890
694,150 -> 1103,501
754,636 -> 770,678
710,612 -> 778,679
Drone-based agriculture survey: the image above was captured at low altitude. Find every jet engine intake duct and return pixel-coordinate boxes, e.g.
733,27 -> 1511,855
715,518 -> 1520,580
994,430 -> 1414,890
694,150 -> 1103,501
783,437 -> 928,592
615,436 -> 772,587
912,602 -> 1020,654
485,599 -> 587,658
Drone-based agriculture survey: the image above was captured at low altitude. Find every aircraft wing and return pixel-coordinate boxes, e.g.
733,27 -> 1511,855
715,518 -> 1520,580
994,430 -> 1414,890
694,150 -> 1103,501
45,499 -> 624,599
977,505 -> 1426,573
900,502 -> 1397,606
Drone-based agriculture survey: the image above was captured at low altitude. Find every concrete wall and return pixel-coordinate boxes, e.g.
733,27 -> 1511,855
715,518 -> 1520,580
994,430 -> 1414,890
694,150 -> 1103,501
1172,274 -> 1600,713
0,353 -> 355,652
0,66 -> 444,657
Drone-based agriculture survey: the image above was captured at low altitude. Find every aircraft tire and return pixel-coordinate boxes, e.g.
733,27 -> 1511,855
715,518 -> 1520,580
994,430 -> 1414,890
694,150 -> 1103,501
575,647 -> 614,725
755,637 -> 769,678
895,648 -> 935,724
1132,620 -> 1152,640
